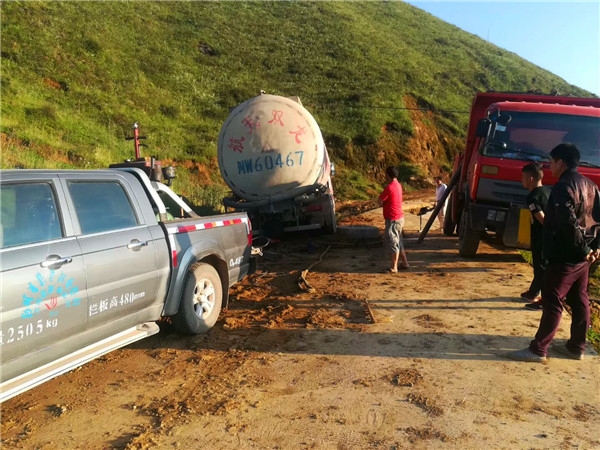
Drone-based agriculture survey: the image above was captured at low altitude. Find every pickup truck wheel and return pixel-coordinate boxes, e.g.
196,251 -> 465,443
174,263 -> 222,334
458,208 -> 481,257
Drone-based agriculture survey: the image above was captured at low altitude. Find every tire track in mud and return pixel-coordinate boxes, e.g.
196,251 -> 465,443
109,347 -> 268,449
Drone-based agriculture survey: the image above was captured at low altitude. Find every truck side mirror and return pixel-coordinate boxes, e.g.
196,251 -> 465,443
497,113 -> 512,126
476,118 -> 491,138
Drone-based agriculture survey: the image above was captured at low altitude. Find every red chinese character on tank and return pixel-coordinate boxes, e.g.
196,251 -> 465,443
289,126 -> 306,144
268,110 -> 284,127
242,115 -> 259,134
228,136 -> 245,153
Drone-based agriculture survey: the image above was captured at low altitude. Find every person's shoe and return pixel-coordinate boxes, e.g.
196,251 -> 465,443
520,291 -> 541,302
524,301 -> 543,311
551,343 -> 584,361
506,348 -> 546,362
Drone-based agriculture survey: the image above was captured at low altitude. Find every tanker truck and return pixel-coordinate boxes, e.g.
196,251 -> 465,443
217,93 -> 336,237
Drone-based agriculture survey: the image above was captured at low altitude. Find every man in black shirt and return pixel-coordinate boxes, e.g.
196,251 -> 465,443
508,143 -> 600,362
520,163 -> 551,310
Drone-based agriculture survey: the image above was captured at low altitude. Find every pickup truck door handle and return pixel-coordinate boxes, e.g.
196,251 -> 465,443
127,239 -> 148,251
40,255 -> 73,268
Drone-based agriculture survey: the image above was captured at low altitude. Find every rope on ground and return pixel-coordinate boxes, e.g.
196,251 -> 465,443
297,245 -> 331,293
364,299 -> 377,324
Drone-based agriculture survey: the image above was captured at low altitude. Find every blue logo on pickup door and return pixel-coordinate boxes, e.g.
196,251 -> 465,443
21,270 -> 81,319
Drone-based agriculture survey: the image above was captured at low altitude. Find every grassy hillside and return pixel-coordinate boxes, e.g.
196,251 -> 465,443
0,1 -> 594,205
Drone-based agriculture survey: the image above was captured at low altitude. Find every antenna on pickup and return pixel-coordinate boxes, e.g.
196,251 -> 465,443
109,123 -> 176,186
125,122 -> 147,159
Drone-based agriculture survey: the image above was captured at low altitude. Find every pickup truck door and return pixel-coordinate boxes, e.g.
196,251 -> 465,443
0,178 -> 88,382
62,175 -> 166,332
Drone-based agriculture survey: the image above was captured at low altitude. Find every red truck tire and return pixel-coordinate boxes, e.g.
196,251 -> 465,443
458,208 -> 481,257
443,193 -> 457,235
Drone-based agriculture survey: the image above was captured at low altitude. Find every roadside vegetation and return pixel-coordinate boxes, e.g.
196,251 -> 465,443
1,1 -> 598,346
1,1 -> 591,200
588,268 -> 600,352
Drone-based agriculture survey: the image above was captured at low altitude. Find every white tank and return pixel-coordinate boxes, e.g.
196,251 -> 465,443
218,94 -> 329,201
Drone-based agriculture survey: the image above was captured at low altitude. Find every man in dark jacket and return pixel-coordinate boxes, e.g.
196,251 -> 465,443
508,143 -> 600,362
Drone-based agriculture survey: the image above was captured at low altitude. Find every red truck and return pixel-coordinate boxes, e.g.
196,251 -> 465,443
443,92 -> 600,257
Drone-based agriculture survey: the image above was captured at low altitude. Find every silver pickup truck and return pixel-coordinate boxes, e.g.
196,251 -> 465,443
0,167 -> 257,402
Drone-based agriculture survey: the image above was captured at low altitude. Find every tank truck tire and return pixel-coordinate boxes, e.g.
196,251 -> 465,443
323,200 -> 337,234
458,208 -> 481,257
323,220 -> 337,234
173,263 -> 223,334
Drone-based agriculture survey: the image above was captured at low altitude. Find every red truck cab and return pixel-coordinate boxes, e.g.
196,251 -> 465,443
445,92 -> 600,256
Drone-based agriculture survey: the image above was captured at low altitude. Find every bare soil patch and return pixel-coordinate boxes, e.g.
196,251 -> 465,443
1,192 -> 599,449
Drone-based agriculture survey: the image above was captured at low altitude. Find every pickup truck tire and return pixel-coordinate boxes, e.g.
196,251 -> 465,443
458,208 -> 481,257
174,263 -> 223,334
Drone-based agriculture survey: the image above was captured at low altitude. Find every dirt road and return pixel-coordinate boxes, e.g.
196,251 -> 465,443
2,196 -> 599,449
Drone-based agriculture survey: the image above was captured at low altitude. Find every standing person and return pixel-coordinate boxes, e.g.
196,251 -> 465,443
520,163 -> 551,310
434,176 -> 447,230
378,166 -> 409,273
508,143 -> 600,362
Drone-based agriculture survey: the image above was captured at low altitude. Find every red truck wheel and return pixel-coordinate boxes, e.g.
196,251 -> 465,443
443,193 -> 456,235
174,263 -> 223,334
458,208 -> 481,257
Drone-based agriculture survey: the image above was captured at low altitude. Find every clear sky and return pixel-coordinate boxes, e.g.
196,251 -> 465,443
404,1 -> 600,96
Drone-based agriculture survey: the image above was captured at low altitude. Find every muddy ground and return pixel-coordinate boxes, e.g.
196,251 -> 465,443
1,193 -> 599,450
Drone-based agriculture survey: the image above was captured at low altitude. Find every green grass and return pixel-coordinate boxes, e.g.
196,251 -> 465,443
1,1 -> 592,196
589,326 -> 600,352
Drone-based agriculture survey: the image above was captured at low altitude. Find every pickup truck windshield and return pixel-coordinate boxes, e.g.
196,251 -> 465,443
482,112 -> 600,167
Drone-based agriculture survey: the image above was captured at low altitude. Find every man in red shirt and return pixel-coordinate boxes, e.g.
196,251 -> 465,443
378,166 -> 409,272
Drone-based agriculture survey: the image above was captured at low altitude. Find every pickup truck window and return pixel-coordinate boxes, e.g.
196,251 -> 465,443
0,182 -> 62,248
68,181 -> 139,234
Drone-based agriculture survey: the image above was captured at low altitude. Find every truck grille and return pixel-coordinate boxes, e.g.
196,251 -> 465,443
477,178 -> 528,206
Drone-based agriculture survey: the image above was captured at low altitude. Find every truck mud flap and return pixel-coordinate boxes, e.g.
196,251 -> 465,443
502,206 -> 531,249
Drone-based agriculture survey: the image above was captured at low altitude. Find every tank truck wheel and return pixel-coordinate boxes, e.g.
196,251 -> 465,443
442,194 -> 456,236
323,219 -> 337,234
321,195 -> 337,234
323,208 -> 337,234
458,208 -> 481,257
174,263 -> 223,334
